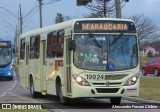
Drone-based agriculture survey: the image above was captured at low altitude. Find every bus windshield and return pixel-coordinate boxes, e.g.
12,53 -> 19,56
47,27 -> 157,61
0,47 -> 12,66
73,34 -> 138,71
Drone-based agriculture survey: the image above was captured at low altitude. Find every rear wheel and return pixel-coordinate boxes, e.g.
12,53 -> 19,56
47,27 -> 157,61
142,69 -> 146,76
154,69 -> 159,76
30,78 -> 40,98
110,97 -> 121,105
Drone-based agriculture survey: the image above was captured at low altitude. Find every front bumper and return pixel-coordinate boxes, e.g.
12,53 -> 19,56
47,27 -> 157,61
0,70 -> 13,77
70,80 -> 139,98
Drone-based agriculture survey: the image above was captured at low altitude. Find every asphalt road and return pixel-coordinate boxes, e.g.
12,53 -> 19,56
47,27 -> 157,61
0,71 -> 159,112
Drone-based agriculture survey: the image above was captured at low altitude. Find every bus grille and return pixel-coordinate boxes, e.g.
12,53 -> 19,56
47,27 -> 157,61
92,82 -> 122,86
96,88 -> 119,93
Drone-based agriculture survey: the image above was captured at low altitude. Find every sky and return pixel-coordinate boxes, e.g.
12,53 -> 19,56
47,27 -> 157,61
0,0 -> 160,41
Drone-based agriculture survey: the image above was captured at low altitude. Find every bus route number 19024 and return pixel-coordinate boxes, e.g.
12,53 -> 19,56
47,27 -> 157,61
85,74 -> 104,80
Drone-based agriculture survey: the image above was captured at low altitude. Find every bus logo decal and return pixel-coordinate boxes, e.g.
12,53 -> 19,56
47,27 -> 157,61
105,81 -> 110,86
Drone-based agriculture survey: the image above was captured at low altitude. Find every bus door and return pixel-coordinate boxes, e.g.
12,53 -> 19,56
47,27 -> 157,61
19,39 -> 25,88
65,37 -> 72,96
25,44 -> 29,89
40,40 -> 47,94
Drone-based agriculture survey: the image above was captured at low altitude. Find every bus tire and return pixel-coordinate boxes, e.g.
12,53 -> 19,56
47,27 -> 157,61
30,78 -> 39,98
9,76 -> 13,80
110,97 -> 121,105
57,82 -> 69,105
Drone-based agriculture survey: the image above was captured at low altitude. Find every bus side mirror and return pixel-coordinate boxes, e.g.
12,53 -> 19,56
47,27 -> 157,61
68,38 -> 75,51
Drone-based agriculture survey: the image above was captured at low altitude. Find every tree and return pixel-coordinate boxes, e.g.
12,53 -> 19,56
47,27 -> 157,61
77,0 -> 92,6
83,11 -> 103,18
140,40 -> 160,51
55,13 -> 64,23
64,16 -> 72,21
77,0 -> 127,18
130,14 -> 160,43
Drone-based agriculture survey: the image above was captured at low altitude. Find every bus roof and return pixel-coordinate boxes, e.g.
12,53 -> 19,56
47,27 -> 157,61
20,18 -> 135,38
0,39 -> 12,42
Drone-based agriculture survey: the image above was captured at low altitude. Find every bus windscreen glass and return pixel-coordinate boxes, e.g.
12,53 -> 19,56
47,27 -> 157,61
0,41 -> 12,66
73,34 -> 138,71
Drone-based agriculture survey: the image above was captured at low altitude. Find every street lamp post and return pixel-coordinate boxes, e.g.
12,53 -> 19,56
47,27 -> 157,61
0,6 -> 23,34
0,7 -> 19,19
0,6 -> 22,61
115,0 -> 129,18
38,0 -> 43,28
3,20 -> 16,31
19,4 -> 23,34
0,6 -> 23,45
38,0 -> 61,28
115,0 -> 121,18
3,20 -> 17,41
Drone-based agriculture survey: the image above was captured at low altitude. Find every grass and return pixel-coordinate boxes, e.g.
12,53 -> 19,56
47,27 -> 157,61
139,77 -> 160,101
139,56 -> 160,101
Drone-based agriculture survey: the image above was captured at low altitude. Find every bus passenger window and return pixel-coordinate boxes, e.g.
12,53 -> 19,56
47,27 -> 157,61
35,35 -> 40,59
57,30 -> 64,57
30,36 -> 35,59
20,39 -> 25,60
30,35 -> 40,59
47,31 -> 57,58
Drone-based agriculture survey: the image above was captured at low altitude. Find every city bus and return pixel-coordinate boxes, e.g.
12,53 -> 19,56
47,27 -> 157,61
0,39 -> 14,80
19,18 -> 139,105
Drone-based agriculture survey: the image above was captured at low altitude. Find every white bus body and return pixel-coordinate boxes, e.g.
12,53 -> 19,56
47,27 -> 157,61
19,18 -> 140,104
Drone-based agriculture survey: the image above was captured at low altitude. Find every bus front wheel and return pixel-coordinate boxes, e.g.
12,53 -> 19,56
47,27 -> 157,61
9,76 -> 13,80
57,82 -> 69,105
110,97 -> 121,105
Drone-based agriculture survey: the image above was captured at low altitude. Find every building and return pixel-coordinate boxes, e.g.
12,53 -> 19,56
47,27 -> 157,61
142,46 -> 158,56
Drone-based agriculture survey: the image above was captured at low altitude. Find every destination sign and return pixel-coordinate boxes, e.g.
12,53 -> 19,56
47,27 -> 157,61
74,20 -> 136,33
0,41 -> 11,47
82,23 -> 128,31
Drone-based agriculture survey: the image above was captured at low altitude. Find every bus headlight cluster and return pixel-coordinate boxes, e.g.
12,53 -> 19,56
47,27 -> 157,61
73,75 -> 90,86
8,65 -> 13,71
124,74 -> 139,86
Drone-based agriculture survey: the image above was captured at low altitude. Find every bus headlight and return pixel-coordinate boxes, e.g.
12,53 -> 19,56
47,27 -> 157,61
9,66 -> 13,71
124,74 -> 139,86
73,75 -> 90,86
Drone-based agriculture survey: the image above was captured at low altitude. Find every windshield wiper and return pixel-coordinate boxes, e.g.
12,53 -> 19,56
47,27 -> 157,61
110,33 -> 123,46
89,32 -> 102,48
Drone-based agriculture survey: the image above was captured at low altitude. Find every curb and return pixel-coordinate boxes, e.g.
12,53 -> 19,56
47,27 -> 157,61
122,97 -> 160,103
